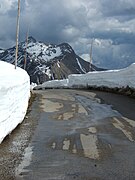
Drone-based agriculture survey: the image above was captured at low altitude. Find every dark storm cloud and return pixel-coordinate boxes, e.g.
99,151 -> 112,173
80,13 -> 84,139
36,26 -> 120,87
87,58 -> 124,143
20,0 -> 89,44
0,0 -> 135,68
1,0 -> 134,45
100,0 -> 135,17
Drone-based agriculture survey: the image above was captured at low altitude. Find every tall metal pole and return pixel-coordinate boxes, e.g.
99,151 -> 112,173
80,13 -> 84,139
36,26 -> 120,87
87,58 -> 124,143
89,39 -> 93,71
15,0 -> 20,69
24,27 -> 29,70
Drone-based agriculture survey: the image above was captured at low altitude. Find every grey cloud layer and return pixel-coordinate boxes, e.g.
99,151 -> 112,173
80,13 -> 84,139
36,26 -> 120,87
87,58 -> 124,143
0,0 -> 135,68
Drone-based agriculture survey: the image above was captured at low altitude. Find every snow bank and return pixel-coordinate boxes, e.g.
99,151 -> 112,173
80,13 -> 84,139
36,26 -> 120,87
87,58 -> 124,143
68,63 -> 135,89
0,61 -> 30,143
34,63 -> 135,90
34,79 -> 68,89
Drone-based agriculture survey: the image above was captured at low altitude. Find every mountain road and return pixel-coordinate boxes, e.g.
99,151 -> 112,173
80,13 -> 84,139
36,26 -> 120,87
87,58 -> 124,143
0,89 -> 135,180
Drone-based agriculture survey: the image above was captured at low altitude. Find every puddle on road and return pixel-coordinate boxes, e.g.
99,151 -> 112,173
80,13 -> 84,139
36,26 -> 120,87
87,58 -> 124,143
51,127 -> 99,160
113,117 -> 134,142
75,95 -> 121,122
40,99 -> 63,112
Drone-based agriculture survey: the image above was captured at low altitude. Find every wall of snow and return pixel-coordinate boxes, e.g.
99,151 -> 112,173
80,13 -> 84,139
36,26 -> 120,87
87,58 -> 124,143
34,63 -> 135,90
34,79 -> 68,89
68,63 -> 135,89
0,61 -> 30,143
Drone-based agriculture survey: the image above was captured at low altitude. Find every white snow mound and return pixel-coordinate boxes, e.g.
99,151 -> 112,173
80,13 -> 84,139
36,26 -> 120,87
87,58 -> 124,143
0,61 -> 30,143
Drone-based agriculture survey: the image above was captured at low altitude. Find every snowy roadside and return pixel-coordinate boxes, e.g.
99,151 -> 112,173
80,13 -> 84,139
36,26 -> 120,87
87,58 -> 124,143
68,63 -> 135,89
34,79 -> 69,90
34,63 -> 135,96
0,61 -> 30,143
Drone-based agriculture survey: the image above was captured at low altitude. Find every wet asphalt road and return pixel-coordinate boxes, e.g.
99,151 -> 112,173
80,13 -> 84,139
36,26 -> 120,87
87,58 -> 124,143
1,89 -> 135,180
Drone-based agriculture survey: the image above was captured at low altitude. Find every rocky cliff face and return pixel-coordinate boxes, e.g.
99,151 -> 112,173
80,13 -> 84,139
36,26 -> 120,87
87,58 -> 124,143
0,37 -> 104,84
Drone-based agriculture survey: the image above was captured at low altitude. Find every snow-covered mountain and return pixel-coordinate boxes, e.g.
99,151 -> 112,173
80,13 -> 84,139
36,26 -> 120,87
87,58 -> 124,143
0,37 -> 103,84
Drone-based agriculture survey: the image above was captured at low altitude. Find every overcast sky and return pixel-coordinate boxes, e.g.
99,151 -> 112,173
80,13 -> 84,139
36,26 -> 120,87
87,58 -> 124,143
0,0 -> 135,68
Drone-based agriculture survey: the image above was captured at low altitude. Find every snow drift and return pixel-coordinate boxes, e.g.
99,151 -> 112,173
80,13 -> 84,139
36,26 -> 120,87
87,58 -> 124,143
0,61 -> 30,143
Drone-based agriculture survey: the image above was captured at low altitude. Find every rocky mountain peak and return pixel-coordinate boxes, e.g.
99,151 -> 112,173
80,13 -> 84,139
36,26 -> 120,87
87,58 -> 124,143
0,37 -> 104,84
27,36 -> 37,43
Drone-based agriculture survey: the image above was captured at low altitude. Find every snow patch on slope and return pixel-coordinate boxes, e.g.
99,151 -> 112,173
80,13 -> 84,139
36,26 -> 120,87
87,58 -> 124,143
0,50 -> 4,53
25,42 -> 48,56
0,61 -> 30,143
23,41 -> 62,62
41,47 -> 62,61
76,58 -> 86,73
